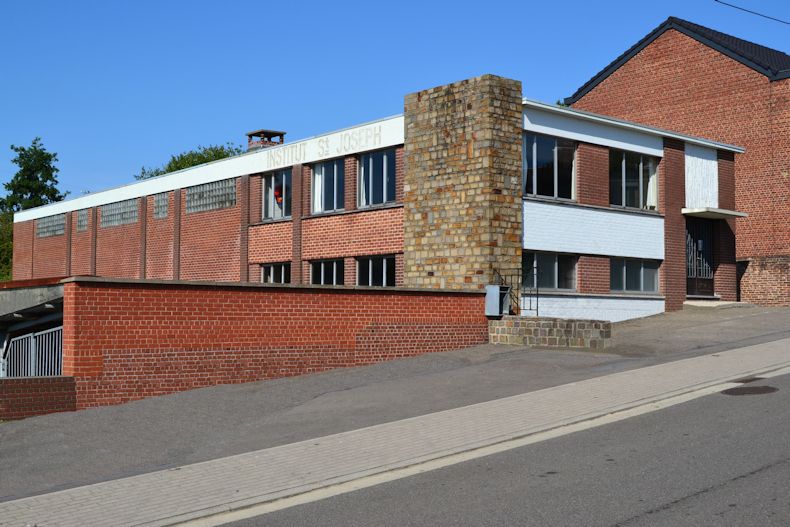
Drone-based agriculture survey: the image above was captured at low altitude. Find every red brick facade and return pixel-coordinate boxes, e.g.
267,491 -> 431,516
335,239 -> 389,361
61,279 -> 487,409
0,376 -> 77,420
571,28 -> 790,305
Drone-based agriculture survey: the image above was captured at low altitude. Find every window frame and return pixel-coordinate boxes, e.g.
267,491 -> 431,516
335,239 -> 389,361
358,148 -> 397,208
312,159 -> 345,214
522,133 -> 577,201
610,258 -> 660,294
609,150 -> 659,210
356,255 -> 396,287
522,251 -> 578,291
262,169 -> 292,221
261,262 -> 291,284
311,259 -> 344,285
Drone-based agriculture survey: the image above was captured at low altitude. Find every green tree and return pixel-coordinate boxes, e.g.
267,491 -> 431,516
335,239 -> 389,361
135,143 -> 244,180
0,138 -> 67,280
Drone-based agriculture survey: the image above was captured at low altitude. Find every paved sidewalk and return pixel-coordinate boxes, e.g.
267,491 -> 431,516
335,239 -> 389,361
2,338 -> 789,527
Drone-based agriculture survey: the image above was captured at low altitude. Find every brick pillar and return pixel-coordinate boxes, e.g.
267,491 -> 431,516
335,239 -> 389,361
64,212 -> 72,276
239,176 -> 250,282
291,164 -> 304,284
344,155 -> 357,212
575,143 -> 610,207
660,139 -> 687,310
172,189 -> 182,280
89,207 -> 97,276
139,197 -> 147,279
715,150 -> 737,301
403,74 -> 523,289
577,255 -> 610,294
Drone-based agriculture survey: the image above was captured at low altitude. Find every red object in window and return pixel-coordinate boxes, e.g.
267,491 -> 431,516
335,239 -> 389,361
274,186 -> 283,204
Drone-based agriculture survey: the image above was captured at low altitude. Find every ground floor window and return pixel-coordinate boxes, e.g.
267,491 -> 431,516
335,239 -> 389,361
610,258 -> 659,293
311,259 -> 344,285
357,255 -> 396,286
261,262 -> 291,284
522,252 -> 577,290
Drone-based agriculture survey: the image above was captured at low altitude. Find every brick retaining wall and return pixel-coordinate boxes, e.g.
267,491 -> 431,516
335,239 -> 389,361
489,316 -> 611,349
0,377 -> 76,420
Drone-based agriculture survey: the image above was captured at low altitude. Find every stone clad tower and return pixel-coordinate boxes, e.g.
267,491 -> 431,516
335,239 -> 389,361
402,74 -> 523,289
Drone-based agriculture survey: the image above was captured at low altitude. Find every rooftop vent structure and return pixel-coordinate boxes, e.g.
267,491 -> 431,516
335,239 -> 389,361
246,129 -> 285,151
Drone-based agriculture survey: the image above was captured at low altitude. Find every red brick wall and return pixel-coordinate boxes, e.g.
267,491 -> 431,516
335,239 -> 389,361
249,222 -> 293,264
179,180 -> 241,281
660,139 -> 687,310
571,28 -> 790,305
577,255 -> 610,294
145,194 -> 175,280
96,200 -> 142,279
71,210 -> 93,276
62,280 -> 487,408
12,221 -> 34,280
739,256 -> 790,306
714,152 -> 737,301
32,220 -> 69,278
575,143 -> 609,207
0,377 -> 76,420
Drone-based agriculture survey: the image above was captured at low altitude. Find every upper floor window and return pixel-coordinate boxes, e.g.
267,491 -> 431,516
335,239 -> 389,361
311,259 -> 344,285
263,169 -> 292,220
359,149 -> 396,208
523,134 -> 575,200
610,258 -> 659,293
609,150 -> 658,210
100,199 -> 138,227
186,178 -> 236,214
312,159 -> 344,213
36,214 -> 65,238
522,252 -> 577,291
357,255 -> 396,287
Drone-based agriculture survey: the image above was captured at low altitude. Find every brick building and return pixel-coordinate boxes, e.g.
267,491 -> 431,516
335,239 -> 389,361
565,17 -> 790,306
10,75 -> 744,323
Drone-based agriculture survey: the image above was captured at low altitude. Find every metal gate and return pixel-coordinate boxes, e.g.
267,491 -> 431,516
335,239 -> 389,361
0,326 -> 63,378
686,219 -> 714,297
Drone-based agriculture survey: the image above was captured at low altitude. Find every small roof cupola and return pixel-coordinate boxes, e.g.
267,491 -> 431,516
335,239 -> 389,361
246,129 -> 285,151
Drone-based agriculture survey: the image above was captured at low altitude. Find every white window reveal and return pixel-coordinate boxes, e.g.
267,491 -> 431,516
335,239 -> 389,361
76,209 -> 89,232
311,259 -> 344,285
100,199 -> 138,228
685,144 -> 719,209
357,255 -> 396,286
312,159 -> 345,213
610,150 -> 658,210
153,192 -> 169,219
36,214 -> 66,238
185,178 -> 236,214
263,169 -> 292,220
359,148 -> 396,207
523,133 -> 575,200
522,252 -> 577,290
261,262 -> 291,284
610,258 -> 660,293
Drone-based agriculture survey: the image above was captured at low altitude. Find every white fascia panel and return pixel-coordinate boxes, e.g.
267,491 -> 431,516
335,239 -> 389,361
15,115 -> 404,223
521,294 -> 665,322
523,200 -> 665,260
684,143 -> 719,209
523,107 -> 664,158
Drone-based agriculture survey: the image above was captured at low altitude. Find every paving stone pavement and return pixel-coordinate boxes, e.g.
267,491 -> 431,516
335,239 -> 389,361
2,338 -> 789,527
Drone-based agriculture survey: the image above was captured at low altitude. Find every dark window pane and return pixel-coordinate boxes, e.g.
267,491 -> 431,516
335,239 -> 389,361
609,150 -> 623,206
625,152 -> 640,208
323,163 -> 335,212
522,252 -> 535,288
283,264 -> 291,284
536,136 -> 555,197
357,258 -> 370,286
311,262 -> 322,285
557,255 -> 576,290
322,261 -> 334,285
536,253 -> 556,289
283,170 -> 292,217
386,150 -> 396,202
556,139 -> 574,199
371,257 -> 384,286
336,260 -> 344,285
611,259 -> 624,290
385,256 -> 396,286
625,260 -> 642,291
524,134 -> 535,194
372,151 -> 384,205
643,261 -> 659,292
335,161 -> 345,210
263,177 -> 272,219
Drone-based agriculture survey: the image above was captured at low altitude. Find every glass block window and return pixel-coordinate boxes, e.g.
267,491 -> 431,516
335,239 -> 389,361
76,209 -> 89,232
100,199 -> 139,227
185,178 -> 237,214
36,214 -> 66,238
153,192 -> 169,219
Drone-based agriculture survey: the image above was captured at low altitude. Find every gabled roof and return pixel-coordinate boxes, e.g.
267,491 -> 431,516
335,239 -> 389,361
565,16 -> 790,105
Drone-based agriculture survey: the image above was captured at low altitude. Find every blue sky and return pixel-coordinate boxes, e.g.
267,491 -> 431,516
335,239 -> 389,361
1,0 -> 788,198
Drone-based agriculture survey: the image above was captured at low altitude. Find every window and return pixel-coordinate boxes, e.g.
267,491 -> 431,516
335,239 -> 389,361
312,159 -> 345,213
186,178 -> 236,213
610,258 -> 660,293
523,134 -> 575,199
609,150 -> 658,209
36,214 -> 66,238
100,199 -> 138,227
311,259 -> 344,285
522,252 -> 577,290
153,193 -> 168,219
359,149 -> 396,207
76,209 -> 89,232
357,255 -> 396,287
263,169 -> 292,220
261,262 -> 291,284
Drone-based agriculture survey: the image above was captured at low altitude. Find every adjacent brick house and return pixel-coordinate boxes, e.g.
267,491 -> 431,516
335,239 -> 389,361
565,16 -> 790,306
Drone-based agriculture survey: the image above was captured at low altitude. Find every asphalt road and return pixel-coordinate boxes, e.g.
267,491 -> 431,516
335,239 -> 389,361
230,373 -> 790,526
